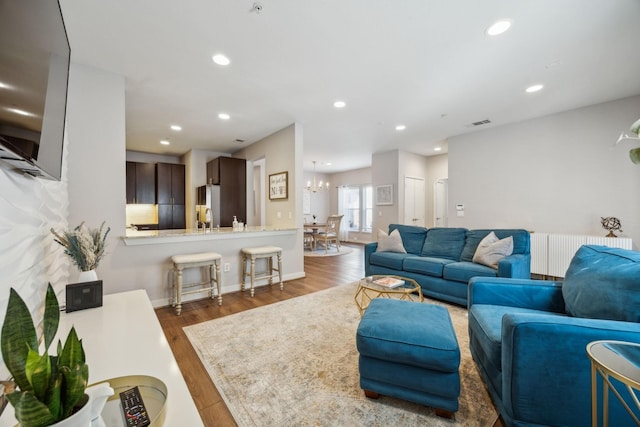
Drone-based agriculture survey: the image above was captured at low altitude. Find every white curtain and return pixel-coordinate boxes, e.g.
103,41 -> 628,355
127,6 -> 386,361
337,186 -> 349,241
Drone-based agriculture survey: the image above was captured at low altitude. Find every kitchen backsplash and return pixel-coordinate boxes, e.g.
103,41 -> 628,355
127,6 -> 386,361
126,204 -> 158,225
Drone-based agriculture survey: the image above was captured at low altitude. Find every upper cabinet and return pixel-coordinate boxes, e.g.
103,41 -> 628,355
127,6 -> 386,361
157,163 -> 186,229
126,161 -> 156,204
156,163 -> 185,205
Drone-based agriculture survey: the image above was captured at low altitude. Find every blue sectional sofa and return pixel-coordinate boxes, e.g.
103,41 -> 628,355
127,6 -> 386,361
364,225 -> 531,305
469,245 -> 640,426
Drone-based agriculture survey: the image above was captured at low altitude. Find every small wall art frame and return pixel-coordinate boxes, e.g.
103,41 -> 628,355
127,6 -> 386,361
269,171 -> 288,200
376,184 -> 393,205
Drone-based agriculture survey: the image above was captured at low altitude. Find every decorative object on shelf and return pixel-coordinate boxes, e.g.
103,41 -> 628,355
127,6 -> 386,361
306,161 -> 329,192
51,221 -> 110,276
0,284 -> 106,427
615,118 -> 640,164
375,184 -> 393,205
601,216 -> 623,237
269,171 -> 288,200
312,214 -> 317,224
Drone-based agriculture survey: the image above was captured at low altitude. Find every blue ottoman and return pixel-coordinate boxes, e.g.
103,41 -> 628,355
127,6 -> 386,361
356,298 -> 460,417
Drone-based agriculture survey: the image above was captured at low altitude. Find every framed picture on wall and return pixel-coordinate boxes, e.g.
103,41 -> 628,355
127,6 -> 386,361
269,171 -> 288,200
376,184 -> 393,205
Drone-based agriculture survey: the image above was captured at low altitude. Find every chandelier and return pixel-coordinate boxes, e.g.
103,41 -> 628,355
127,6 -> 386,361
306,161 -> 329,192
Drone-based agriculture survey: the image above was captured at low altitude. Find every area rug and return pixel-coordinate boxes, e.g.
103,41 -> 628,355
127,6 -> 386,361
184,283 -> 498,427
303,246 -> 353,257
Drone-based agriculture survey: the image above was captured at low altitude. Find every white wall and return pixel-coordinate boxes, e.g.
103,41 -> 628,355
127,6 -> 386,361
448,95 -> 640,248
371,150 -> 400,233
66,63 -> 127,285
303,170 -> 330,223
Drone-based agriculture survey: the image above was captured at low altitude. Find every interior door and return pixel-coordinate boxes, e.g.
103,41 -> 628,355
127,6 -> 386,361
403,176 -> 425,226
434,178 -> 448,227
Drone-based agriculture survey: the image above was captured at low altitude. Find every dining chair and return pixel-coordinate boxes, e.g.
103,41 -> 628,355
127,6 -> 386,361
312,214 -> 344,253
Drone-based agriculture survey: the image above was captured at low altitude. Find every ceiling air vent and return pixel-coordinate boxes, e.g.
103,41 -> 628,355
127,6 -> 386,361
471,119 -> 491,126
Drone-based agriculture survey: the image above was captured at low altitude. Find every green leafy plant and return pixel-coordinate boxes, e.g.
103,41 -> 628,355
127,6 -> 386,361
629,118 -> 640,164
1,284 -> 88,427
51,221 -> 110,272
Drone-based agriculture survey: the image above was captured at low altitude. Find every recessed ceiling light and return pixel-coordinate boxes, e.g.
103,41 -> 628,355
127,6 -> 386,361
434,147 -> 442,152
486,20 -> 512,36
160,139 -> 170,145
218,113 -> 230,120
170,125 -> 182,131
333,100 -> 346,108
525,84 -> 544,93
395,125 -> 406,131
212,54 -> 230,66
7,107 -> 34,117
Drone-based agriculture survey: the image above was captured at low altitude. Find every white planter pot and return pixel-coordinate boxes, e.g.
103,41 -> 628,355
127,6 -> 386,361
77,270 -> 98,283
48,383 -> 114,427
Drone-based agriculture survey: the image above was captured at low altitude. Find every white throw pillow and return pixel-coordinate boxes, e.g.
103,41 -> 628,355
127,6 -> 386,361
472,231 -> 514,269
376,229 -> 407,253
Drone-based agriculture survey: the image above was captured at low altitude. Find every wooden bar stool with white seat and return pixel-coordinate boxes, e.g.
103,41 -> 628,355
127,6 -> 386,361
240,246 -> 283,297
171,252 -> 222,315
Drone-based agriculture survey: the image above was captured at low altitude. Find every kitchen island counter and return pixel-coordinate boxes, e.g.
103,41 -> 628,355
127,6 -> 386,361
123,226 -> 296,246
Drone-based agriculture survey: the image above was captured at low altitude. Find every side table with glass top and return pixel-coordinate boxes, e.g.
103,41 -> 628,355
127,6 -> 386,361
354,275 -> 423,316
586,340 -> 640,427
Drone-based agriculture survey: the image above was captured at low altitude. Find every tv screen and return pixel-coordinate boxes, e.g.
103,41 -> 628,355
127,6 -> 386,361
0,0 -> 70,180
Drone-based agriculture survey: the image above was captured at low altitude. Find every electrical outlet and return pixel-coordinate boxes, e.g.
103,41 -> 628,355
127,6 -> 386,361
224,263 -> 230,272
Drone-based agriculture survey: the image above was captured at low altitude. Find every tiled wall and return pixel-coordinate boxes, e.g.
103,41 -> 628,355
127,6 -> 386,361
0,133 -> 70,377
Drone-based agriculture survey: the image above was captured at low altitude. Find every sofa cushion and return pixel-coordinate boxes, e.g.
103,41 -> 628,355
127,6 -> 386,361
473,232 -> 513,269
389,224 -> 427,255
562,245 -> 640,322
403,256 -> 455,277
421,228 -> 467,260
443,261 -> 497,284
368,251 -> 408,270
460,229 -> 530,262
376,229 -> 406,253
469,304 -> 568,374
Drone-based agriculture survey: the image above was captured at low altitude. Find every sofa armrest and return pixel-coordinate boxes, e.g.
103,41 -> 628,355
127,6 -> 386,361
468,277 -> 565,312
364,242 -> 378,276
500,313 -> 640,426
497,253 -> 531,279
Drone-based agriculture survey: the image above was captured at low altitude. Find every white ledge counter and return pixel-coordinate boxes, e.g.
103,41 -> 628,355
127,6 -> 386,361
112,226 -> 304,307
0,290 -> 203,427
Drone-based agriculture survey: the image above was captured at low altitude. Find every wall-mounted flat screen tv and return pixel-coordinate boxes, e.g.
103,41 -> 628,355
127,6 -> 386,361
0,0 -> 71,181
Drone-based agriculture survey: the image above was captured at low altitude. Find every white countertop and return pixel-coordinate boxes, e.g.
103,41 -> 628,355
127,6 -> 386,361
0,290 -> 204,427
123,226 -> 297,246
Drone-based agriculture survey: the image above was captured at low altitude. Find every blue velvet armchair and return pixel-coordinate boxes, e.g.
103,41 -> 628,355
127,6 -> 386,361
468,245 -> 640,427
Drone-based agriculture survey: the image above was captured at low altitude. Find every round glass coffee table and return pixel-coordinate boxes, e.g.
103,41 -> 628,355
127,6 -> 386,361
354,275 -> 423,317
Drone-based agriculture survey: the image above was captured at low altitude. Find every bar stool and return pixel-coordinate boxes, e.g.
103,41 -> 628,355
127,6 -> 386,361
240,246 -> 283,297
171,252 -> 222,315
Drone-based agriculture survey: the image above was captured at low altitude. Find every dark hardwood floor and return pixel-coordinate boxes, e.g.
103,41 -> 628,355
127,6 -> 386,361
155,244 -> 365,427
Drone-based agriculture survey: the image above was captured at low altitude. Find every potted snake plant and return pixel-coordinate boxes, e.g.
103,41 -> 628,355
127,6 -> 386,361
1,284 -> 89,427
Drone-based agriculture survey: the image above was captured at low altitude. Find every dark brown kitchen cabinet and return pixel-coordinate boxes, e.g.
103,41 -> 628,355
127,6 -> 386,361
206,157 -> 246,227
157,163 -> 186,229
158,204 -> 185,230
156,163 -> 185,205
126,162 -> 156,204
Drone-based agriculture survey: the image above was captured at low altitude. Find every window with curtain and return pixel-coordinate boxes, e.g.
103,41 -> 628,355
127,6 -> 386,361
339,185 -> 372,233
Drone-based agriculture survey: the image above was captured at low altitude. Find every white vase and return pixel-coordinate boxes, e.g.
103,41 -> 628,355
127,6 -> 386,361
44,383 -> 114,427
78,269 -> 98,283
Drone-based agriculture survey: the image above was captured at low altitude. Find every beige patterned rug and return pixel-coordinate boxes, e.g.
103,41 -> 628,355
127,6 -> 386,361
184,283 -> 498,427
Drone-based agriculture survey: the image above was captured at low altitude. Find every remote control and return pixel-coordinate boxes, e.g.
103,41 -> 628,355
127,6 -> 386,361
119,386 -> 151,427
